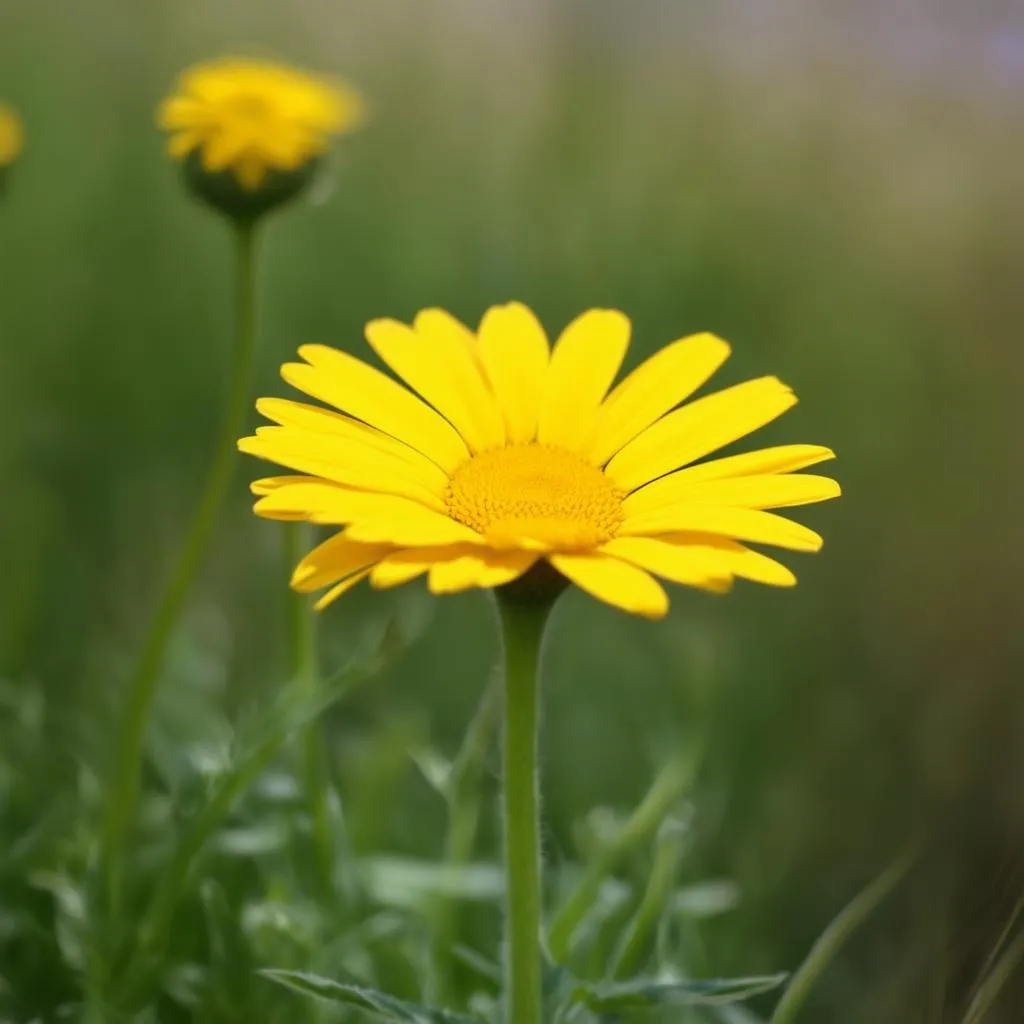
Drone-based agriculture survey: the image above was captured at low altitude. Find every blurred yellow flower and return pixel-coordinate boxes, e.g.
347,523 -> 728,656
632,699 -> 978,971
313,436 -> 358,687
0,103 -> 23,166
158,57 -> 364,191
240,305 -> 840,619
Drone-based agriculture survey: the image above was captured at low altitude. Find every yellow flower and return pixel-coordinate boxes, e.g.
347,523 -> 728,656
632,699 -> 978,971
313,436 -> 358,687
0,103 -> 23,167
158,57 -> 364,191
240,305 -> 840,619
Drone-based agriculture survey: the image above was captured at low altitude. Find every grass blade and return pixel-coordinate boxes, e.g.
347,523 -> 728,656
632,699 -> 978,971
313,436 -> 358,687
962,924 -> 1024,1024
769,848 -> 915,1024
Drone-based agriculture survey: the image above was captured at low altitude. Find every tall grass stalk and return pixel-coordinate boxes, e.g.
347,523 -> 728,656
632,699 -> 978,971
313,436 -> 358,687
97,223 -> 260,921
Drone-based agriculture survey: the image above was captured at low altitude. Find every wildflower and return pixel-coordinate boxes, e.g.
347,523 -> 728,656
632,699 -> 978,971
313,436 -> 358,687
158,57 -> 364,220
240,304 -> 840,619
0,103 -> 23,193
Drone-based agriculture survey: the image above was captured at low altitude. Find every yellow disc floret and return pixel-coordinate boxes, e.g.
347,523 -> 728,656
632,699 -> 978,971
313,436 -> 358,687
447,445 -> 624,551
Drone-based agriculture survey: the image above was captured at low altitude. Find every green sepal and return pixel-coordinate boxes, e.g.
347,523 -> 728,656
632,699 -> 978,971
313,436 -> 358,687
181,150 -> 321,224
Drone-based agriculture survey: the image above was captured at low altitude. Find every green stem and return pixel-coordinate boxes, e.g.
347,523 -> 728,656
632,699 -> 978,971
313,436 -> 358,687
285,520 -> 334,894
98,222 -> 260,920
497,593 -> 553,1024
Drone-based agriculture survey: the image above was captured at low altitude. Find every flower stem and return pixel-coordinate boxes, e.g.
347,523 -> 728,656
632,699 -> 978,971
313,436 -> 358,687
496,592 -> 553,1024
98,221 -> 260,920
284,520 -> 334,894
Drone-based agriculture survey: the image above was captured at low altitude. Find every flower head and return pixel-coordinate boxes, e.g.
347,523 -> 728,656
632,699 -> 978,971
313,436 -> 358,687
240,305 -> 840,619
158,57 -> 364,218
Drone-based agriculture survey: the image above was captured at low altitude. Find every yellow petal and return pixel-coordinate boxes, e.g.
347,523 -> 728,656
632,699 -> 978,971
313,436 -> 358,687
620,505 -> 823,552
659,444 -> 836,484
413,308 -> 479,362
343,500 -> 484,547
234,154 -> 268,191
428,548 -> 538,594
549,552 -> 668,619
290,534 -> 392,593
477,302 -> 550,444
606,377 -> 797,491
370,546 -> 467,589
157,97 -> 201,130
254,483 -> 481,547
283,345 -> 470,472
255,397 -> 449,488
253,481 -> 372,521
584,333 -> 731,465
365,316 -> 505,452
650,533 -> 798,587
699,540 -> 797,586
369,542 -> 526,590
538,310 -> 631,451
313,569 -> 372,611
250,475 -> 321,496
623,473 -> 841,517
202,133 -> 245,173
238,428 -> 446,510
600,537 -> 732,593
167,130 -> 201,159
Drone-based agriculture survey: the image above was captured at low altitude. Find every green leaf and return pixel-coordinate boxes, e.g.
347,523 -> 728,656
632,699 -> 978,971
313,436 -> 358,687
962,923 -> 1024,1024
410,746 -> 454,798
548,748 -> 702,963
574,973 -> 788,1012
768,848 -> 916,1024
608,816 -> 689,980
450,945 -> 502,986
261,969 -> 486,1023
112,645 -> 391,1007
362,855 -> 503,906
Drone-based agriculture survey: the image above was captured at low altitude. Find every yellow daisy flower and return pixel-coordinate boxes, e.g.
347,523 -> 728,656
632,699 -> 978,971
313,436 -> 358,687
158,57 -> 364,191
0,102 -> 23,167
240,304 -> 840,620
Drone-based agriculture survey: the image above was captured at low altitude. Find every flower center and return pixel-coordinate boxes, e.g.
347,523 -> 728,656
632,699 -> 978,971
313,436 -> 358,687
226,94 -> 274,123
446,444 -> 624,550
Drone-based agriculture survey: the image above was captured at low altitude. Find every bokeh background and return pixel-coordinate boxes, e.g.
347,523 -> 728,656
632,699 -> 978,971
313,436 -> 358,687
3,1 -> 1024,1021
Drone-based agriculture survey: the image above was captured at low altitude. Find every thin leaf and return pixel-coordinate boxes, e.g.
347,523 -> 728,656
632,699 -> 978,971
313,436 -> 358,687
769,848 -> 916,1024
609,817 -> 689,979
970,886 -> 1024,1007
962,924 -> 1024,1024
575,973 -> 788,1011
450,945 -> 502,986
548,748 -> 702,963
261,969 -> 485,1023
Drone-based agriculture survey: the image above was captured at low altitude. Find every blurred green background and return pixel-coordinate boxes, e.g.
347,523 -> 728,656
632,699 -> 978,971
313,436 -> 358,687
3,1 -> 1024,1021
